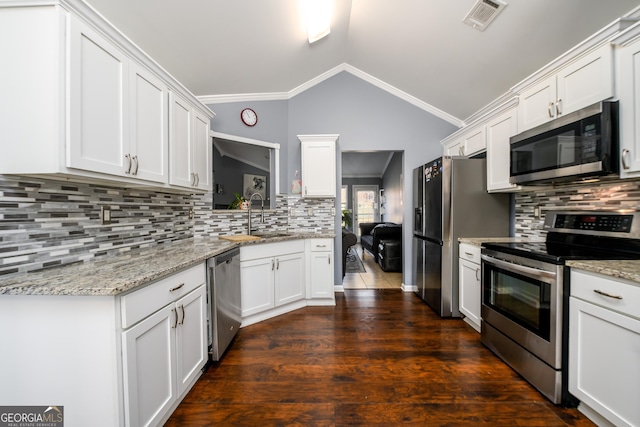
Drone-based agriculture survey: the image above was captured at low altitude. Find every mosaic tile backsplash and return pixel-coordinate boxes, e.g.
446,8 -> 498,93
515,178 -> 640,239
0,175 -> 193,277
0,175 -> 336,278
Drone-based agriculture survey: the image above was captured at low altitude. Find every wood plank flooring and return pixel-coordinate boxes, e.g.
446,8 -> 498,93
167,290 -> 594,426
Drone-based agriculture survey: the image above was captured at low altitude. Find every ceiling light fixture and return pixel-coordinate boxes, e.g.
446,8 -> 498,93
302,0 -> 332,43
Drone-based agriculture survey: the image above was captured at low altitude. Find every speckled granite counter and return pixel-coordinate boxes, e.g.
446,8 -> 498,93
458,237 -> 545,246
567,260 -> 640,285
0,233 -> 335,296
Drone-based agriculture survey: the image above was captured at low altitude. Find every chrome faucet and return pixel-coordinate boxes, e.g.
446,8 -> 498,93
247,193 -> 265,235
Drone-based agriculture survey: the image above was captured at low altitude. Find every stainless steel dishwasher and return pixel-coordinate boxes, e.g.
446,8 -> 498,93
207,248 -> 241,361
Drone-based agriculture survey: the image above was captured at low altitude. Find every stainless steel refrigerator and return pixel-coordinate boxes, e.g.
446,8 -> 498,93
413,157 -> 510,317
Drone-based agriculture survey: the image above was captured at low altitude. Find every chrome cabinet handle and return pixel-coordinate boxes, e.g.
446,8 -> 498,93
276,259 -> 280,270
556,98 -> 562,115
548,102 -> 555,118
195,173 -> 200,187
594,289 -> 623,300
622,149 -> 630,170
271,259 -> 275,270
132,155 -> 139,176
178,304 -> 185,325
124,154 -> 132,174
465,252 -> 474,257
475,268 -> 480,281
191,173 -> 196,186
169,283 -> 184,292
171,308 -> 178,329
328,255 -> 331,265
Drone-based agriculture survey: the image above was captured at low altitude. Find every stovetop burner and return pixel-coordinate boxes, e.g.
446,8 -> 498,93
483,211 -> 640,264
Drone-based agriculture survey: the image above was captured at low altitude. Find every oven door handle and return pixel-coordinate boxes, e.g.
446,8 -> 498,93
481,254 -> 557,283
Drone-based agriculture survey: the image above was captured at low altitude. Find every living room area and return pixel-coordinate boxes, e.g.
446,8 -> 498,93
341,150 -> 403,289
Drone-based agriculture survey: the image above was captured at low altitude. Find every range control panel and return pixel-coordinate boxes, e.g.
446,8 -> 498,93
552,213 -> 633,233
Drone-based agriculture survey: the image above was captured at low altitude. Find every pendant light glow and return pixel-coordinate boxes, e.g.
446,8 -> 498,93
302,0 -> 332,43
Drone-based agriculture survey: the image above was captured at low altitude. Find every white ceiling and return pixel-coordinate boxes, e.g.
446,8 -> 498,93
84,0 -> 640,123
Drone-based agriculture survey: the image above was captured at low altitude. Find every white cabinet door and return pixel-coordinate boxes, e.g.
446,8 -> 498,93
192,110 -> 212,190
175,284 -> 207,396
241,257 -> 276,316
618,33 -> 640,177
300,136 -> 337,197
122,304 -> 176,427
518,75 -> 556,131
569,297 -> 640,427
458,258 -> 481,333
130,63 -> 168,183
274,252 -> 305,306
445,139 -> 463,156
308,251 -> 333,299
462,126 -> 486,157
486,106 -> 518,192
169,92 -> 211,191
557,44 -> 613,118
169,92 -> 194,188
68,16 -> 129,176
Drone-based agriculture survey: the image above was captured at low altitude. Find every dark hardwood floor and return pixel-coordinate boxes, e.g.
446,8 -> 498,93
167,290 -> 594,426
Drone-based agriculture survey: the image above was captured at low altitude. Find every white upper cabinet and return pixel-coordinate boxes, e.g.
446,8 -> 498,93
169,93 -> 212,192
299,134 -> 338,197
68,16 -> 129,177
0,2 -> 212,191
462,126 -> 486,157
486,104 -> 518,192
518,44 -> 614,132
615,23 -> 640,177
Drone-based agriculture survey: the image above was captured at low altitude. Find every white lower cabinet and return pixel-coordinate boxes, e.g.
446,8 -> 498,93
307,239 -> 335,300
121,264 -> 207,427
569,269 -> 640,427
458,243 -> 481,332
240,241 -> 305,323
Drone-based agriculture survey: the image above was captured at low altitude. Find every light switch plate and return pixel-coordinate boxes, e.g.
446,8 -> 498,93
101,206 -> 111,225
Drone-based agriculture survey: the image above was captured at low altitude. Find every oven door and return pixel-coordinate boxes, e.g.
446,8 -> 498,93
481,249 -> 564,369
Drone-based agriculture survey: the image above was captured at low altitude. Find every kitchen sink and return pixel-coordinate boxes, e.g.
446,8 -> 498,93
251,232 -> 291,238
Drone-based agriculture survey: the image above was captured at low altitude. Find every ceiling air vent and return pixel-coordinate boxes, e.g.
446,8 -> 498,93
463,0 -> 507,31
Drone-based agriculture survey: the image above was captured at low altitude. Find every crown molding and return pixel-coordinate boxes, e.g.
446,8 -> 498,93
197,63 -> 464,127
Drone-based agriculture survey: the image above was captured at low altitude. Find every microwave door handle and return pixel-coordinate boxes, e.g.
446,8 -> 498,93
481,254 -> 556,283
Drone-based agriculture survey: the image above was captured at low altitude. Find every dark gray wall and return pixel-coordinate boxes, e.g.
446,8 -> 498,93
207,71 -> 459,286
381,152 -> 403,224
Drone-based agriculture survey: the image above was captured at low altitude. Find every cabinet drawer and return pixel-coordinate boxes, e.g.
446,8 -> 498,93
240,240 -> 305,261
308,239 -> 332,252
459,243 -> 481,264
120,263 -> 205,329
570,269 -> 640,319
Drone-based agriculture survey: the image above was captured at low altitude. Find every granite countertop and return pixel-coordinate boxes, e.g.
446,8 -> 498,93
567,260 -> 640,285
0,232 -> 335,297
458,237 -> 545,246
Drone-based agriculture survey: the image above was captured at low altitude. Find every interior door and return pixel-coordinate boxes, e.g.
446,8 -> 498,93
352,185 -> 379,240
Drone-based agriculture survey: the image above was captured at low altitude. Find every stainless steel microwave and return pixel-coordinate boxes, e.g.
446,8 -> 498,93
510,101 -> 618,184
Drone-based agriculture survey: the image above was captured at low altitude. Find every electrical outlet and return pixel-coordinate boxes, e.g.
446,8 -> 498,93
533,205 -> 541,219
101,206 -> 112,225
307,208 -> 313,216
289,208 -> 295,217
189,209 -> 194,220
331,207 -> 336,216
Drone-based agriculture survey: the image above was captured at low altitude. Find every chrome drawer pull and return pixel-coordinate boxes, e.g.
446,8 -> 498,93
621,149 -> 630,170
593,289 -> 623,300
465,252 -> 474,257
169,283 -> 185,292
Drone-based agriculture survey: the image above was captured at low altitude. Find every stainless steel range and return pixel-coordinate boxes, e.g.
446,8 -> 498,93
481,211 -> 640,405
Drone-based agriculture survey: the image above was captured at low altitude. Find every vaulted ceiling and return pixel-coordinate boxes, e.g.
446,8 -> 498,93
84,0 -> 640,125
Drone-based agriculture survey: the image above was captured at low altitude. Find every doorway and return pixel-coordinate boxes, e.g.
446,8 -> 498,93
352,185 -> 379,241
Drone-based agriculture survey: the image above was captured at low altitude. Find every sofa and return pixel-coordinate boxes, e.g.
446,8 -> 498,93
359,222 -> 402,262
342,228 -> 357,278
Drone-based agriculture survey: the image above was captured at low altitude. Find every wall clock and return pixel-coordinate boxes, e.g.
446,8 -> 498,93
240,108 -> 258,127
